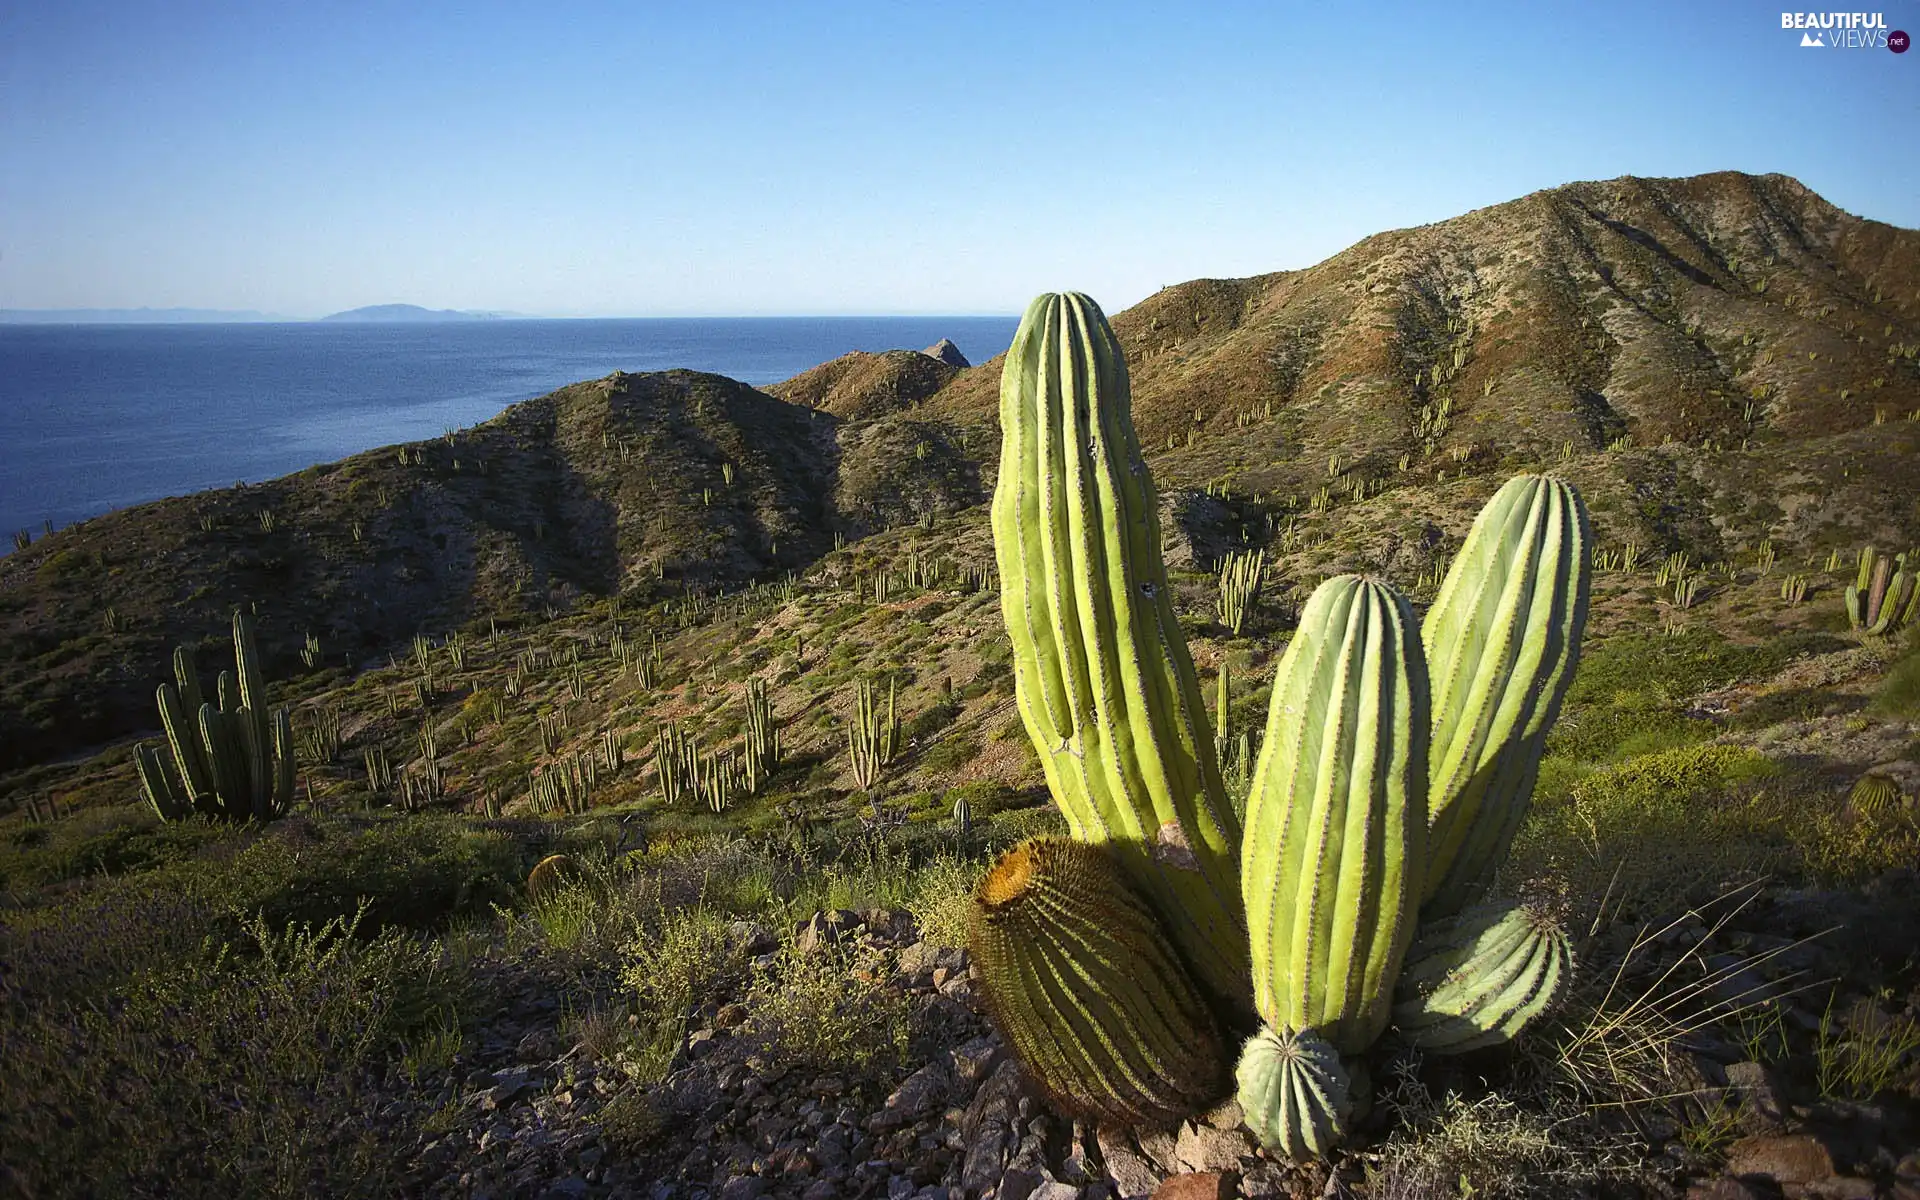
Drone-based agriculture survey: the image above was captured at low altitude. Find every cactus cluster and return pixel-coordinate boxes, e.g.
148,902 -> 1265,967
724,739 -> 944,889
1845,547 -> 1919,634
1217,549 -> 1265,635
134,611 -> 296,823
974,293 -> 1592,1156
847,677 -> 899,790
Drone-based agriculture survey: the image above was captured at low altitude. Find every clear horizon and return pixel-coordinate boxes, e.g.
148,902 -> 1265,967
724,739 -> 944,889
4,1 -> 1915,318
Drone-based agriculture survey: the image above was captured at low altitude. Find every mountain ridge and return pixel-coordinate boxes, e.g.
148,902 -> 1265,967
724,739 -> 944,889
1,169 -> 1915,771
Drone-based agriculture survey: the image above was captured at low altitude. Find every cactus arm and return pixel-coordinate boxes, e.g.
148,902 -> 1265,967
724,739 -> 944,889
135,742 -> 188,821
271,707 -> 295,817
1420,475 -> 1591,918
157,682 -> 213,801
1243,576 -> 1427,1054
991,292 -> 1247,1004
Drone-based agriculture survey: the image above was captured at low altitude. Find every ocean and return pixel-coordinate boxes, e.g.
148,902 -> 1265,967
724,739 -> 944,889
0,316 -> 1019,542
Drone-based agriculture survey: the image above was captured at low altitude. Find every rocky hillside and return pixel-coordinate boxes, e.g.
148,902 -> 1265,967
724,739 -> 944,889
2,170 -> 1915,772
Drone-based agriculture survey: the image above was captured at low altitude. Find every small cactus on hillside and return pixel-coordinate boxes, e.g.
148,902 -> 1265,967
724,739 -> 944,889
133,611 -> 295,823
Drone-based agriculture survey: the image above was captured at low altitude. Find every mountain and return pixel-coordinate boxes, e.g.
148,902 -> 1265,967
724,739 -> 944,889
318,304 -> 509,323
0,307 -> 290,324
1,170 -> 1915,771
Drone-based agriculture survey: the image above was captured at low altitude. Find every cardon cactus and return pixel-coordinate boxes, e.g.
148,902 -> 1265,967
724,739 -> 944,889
991,292 -> 1248,1006
1242,575 -> 1428,1056
1846,550 -> 1917,635
1392,901 -> 1572,1053
1420,474 -> 1591,919
1235,1025 -> 1350,1160
968,837 -> 1227,1126
985,291 -> 1593,1158
134,610 -> 295,823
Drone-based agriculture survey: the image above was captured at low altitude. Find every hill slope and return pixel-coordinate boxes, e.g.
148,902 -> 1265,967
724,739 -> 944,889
2,170 -> 1916,771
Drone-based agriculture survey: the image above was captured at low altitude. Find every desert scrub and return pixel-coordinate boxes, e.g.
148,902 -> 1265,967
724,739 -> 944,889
1873,639 -> 1920,717
0,804 -> 231,892
1510,743 -> 1785,921
905,854 -> 985,949
0,904 -> 465,1199
738,940 -> 913,1078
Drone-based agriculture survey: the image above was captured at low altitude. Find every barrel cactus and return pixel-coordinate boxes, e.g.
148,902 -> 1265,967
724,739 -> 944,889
1235,1025 -> 1350,1160
968,837 -> 1227,1126
134,610 -> 295,823
527,853 -> 579,901
1421,474 -> 1591,919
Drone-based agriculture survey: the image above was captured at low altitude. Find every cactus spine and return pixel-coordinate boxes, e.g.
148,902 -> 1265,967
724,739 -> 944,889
1420,475 -> 1591,919
135,612 -> 294,823
968,837 -> 1226,1125
991,292 -> 1247,1006
1242,575 -> 1428,1055
1392,901 -> 1572,1053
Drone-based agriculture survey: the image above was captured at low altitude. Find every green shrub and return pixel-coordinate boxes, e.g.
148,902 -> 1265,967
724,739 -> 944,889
1873,645 -> 1920,718
0,904 -> 464,1198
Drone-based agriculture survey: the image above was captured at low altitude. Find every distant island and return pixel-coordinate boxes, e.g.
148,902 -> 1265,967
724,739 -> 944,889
318,304 -> 510,323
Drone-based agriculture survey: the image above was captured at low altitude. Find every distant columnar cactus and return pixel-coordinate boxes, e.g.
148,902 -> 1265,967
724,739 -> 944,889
1845,549 -> 1917,635
968,837 -> 1226,1126
134,611 -> 295,823
991,292 -> 1248,1006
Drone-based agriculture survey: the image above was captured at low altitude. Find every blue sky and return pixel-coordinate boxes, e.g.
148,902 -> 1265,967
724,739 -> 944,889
2,1 -> 1913,317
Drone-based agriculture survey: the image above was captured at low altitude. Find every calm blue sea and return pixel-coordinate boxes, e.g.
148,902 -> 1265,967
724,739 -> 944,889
0,317 -> 1018,542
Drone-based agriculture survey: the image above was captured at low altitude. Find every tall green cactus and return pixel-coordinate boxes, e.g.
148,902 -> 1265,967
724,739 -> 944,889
1420,475 -> 1591,918
135,611 -> 294,823
1242,576 -> 1428,1055
991,292 -> 1248,1006
987,292 -> 1590,1158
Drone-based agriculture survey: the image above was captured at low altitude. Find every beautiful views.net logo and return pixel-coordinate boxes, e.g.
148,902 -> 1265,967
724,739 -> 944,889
1780,11 -> 1909,50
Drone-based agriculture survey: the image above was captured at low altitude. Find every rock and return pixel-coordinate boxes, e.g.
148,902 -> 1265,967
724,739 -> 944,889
1150,1173 -> 1235,1200
923,339 -> 970,369
1805,1179 -> 1877,1200
898,941 -> 941,978
1094,1128 -> 1163,1200
949,1035 -> 1005,1084
719,1176 -> 766,1200
1726,1133 -> 1836,1185
1198,1099 -> 1244,1131
1684,1181 -> 1774,1200
992,1170 -> 1043,1200
961,1061 -> 1029,1193
939,975 -> 978,1004
870,1063 -> 950,1131
1133,1129 -> 1182,1176
539,1179 -> 589,1200
715,1002 -> 750,1030
1174,1122 -> 1249,1173
1724,1061 -> 1789,1132
802,1183 -> 840,1200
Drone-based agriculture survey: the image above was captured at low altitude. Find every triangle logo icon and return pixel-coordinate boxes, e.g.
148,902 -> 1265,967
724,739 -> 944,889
1800,31 -> 1824,45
